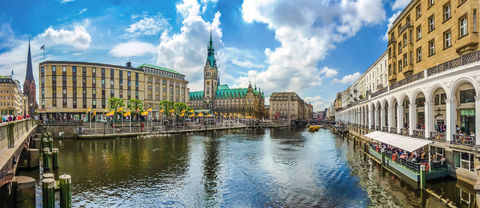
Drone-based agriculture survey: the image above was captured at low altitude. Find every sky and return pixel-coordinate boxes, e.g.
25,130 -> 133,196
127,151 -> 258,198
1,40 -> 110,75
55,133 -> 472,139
0,0 -> 410,112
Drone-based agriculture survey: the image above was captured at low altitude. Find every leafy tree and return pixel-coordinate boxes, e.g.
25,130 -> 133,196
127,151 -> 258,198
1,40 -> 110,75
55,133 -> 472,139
173,102 -> 188,125
108,97 -> 125,120
127,99 -> 144,120
159,100 -> 174,120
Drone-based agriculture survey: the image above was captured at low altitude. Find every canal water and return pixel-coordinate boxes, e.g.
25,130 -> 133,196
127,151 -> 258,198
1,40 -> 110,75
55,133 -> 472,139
14,127 -> 478,207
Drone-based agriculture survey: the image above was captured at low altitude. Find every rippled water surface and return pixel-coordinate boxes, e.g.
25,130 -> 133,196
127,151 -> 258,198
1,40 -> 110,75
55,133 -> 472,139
14,127 -> 477,207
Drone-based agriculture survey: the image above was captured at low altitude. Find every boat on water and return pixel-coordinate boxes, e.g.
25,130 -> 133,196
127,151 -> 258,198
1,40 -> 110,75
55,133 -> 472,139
308,125 -> 320,132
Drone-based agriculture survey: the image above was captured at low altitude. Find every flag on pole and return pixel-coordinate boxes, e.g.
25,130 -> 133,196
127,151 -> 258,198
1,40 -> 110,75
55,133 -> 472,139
117,107 -> 123,112
190,114 -> 195,117
148,108 -> 152,112
207,114 -> 211,117
87,107 -> 91,113
136,108 -> 139,113
160,109 -> 164,113
198,113 -> 203,117
189,110 -> 194,113
214,112 -> 217,115
124,112 -> 131,117
106,111 -> 114,117
169,109 -> 174,113
181,110 -> 185,113
91,111 -> 96,118
103,107 -> 108,113
40,45 -> 45,50
180,113 -> 184,117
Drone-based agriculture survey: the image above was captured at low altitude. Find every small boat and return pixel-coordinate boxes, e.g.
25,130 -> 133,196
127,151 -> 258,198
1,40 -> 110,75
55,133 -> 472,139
308,125 -> 320,132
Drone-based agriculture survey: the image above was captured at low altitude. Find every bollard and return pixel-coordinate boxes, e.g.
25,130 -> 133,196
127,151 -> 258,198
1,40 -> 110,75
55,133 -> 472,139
49,138 -> 53,151
42,138 -> 48,149
43,173 -> 54,179
42,178 -> 55,208
52,148 -> 59,169
43,148 -> 50,170
381,148 -> 385,165
420,165 -> 426,190
59,174 -> 72,208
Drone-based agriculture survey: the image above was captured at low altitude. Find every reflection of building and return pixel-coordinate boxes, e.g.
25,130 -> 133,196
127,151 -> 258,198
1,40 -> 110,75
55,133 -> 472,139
38,60 -> 190,120
269,92 -> 307,120
188,29 -> 266,118
0,76 -> 28,116
23,40 -> 38,116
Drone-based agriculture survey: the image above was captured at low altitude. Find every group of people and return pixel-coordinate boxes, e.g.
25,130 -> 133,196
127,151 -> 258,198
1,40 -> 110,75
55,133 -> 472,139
371,142 -> 444,166
1,115 -> 24,123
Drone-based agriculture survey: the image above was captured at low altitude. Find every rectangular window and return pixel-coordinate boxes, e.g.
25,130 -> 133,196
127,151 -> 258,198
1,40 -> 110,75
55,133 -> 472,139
92,78 -> 96,84
41,67 -> 44,73
460,16 -> 468,36
416,5 -> 421,18
444,4 -> 451,21
417,26 -> 422,40
441,93 -> 447,104
102,68 -> 105,74
72,66 -> 76,73
417,47 -> 422,62
444,31 -> 451,48
403,54 -> 407,66
92,67 -> 96,73
460,89 -> 475,103
429,40 -> 435,56
435,94 -> 440,105
93,89 -> 96,95
83,67 -> 86,73
62,66 -> 66,72
474,10 -> 477,32
128,72 -> 131,77
111,90 -> 114,97
429,15 -> 435,32
454,151 -> 474,172
102,79 -> 105,85
63,89 -> 66,94
52,66 -> 56,72
429,0 -> 434,7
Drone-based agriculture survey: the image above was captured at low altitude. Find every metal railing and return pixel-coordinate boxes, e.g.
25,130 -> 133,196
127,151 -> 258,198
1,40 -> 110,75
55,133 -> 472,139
453,134 -> 476,147
371,87 -> 388,98
382,126 -> 388,132
390,71 -> 424,90
429,132 -> 446,142
375,126 -> 381,131
413,130 -> 425,139
427,51 -> 479,76
390,127 -> 398,134
385,150 -> 447,173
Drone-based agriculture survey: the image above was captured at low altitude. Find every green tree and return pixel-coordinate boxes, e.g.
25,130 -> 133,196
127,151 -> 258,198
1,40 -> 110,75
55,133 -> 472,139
173,102 -> 188,125
127,99 -> 144,120
159,100 -> 174,119
108,97 -> 125,120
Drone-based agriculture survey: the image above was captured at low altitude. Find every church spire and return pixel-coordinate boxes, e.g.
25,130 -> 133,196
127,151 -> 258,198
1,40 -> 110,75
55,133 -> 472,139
209,24 -> 213,48
25,37 -> 34,82
205,24 -> 216,69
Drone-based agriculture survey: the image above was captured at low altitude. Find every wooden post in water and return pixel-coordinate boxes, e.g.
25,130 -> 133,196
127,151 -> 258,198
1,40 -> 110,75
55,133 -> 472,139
43,148 -> 50,170
42,178 -> 55,208
43,173 -> 54,179
52,148 -> 59,169
59,174 -> 72,208
381,148 -> 385,165
48,138 -> 53,151
420,164 -> 426,190
42,138 -> 48,149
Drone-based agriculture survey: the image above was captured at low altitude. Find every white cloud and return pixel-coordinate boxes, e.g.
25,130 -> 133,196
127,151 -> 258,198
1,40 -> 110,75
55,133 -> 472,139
304,95 -> 324,112
239,0 -> 385,94
39,26 -> 91,50
72,52 -> 85,56
57,8 -> 87,21
109,42 -> 157,57
60,0 -> 74,3
224,47 -> 265,69
121,13 -> 169,39
332,72 -> 361,84
392,0 -> 411,11
319,67 -> 338,78
382,11 -> 401,41
156,0 -> 225,91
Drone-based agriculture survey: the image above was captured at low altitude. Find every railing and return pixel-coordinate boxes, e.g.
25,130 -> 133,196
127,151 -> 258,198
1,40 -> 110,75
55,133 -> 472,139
413,130 -> 425,139
371,87 -> 388,98
453,134 -> 476,147
390,127 -> 398,134
0,119 -> 35,156
429,132 -> 446,142
375,126 -> 381,131
384,151 -> 447,173
382,127 -> 388,132
427,51 -> 480,76
390,71 -> 425,90
400,128 -> 409,136
359,97 -> 369,103
377,84 -> 384,89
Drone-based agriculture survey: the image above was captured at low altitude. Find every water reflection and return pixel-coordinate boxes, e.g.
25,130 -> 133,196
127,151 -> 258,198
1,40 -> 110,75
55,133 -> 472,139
6,128 -> 476,207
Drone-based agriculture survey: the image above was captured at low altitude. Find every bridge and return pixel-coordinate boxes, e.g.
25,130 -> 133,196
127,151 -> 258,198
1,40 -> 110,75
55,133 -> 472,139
0,119 -> 37,188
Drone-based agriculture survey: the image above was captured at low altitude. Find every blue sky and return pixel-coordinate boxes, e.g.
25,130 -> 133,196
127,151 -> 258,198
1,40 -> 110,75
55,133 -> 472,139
0,0 -> 410,111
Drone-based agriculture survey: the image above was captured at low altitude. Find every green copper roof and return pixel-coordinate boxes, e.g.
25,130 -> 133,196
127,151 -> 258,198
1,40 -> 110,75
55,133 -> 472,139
136,64 -> 183,75
189,91 -> 204,100
217,84 -> 230,90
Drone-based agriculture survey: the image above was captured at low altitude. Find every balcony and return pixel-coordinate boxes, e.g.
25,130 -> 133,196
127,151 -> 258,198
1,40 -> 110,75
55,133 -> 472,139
402,64 -> 414,77
377,84 -> 383,90
399,21 -> 412,35
429,132 -> 446,142
413,130 -> 425,139
389,127 -> 397,134
453,134 -> 475,147
388,37 -> 397,46
388,73 -> 397,83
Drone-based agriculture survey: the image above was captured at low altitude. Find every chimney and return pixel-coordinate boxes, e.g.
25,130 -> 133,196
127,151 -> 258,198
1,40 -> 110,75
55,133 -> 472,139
126,61 -> 132,68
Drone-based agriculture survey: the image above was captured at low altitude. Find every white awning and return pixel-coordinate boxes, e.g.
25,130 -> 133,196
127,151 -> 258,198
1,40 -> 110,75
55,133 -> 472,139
364,131 -> 432,152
